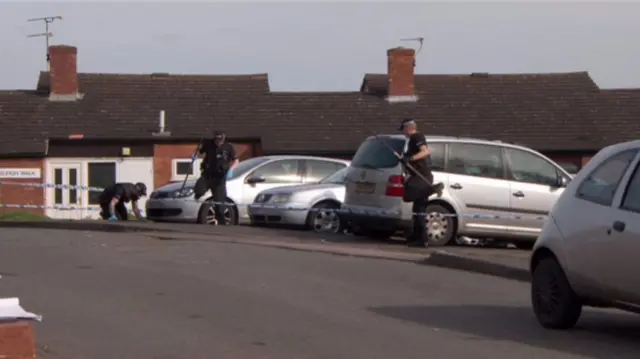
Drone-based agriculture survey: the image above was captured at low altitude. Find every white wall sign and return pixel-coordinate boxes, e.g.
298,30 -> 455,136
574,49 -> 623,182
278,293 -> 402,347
0,168 -> 41,179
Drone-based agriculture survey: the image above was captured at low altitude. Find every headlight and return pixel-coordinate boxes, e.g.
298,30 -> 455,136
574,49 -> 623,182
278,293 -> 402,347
174,187 -> 194,198
270,193 -> 292,204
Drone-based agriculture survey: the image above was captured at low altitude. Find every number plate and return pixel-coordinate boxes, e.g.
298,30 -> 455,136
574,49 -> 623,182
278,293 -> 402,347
355,182 -> 376,194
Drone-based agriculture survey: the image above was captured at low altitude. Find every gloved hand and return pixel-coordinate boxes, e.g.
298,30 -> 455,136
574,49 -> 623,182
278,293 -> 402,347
108,215 -> 118,221
400,153 -> 412,164
226,168 -> 233,180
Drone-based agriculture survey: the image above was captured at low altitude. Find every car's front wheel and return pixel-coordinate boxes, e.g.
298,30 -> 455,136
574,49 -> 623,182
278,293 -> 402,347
198,201 -> 238,225
531,257 -> 582,329
306,202 -> 343,233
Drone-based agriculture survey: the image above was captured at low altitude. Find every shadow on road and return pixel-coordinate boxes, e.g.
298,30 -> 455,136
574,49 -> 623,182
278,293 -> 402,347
370,304 -> 640,358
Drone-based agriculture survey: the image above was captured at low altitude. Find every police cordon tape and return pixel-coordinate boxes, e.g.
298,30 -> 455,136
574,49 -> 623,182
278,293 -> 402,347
0,181 -> 104,192
0,181 -> 548,220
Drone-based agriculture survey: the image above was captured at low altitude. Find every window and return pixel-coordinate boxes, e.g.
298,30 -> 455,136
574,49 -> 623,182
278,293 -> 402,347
428,142 -> 445,172
320,167 -> 348,184
250,159 -> 301,184
54,168 -> 62,205
88,162 -> 117,205
228,157 -> 269,180
305,160 -> 346,183
171,159 -> 202,180
447,143 -> 505,179
557,162 -> 580,175
621,163 -> 640,213
351,138 -> 406,169
576,150 -> 638,207
505,148 -> 561,186
69,168 -> 78,204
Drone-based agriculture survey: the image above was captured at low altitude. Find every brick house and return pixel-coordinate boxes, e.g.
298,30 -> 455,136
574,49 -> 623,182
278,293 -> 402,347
0,44 -> 636,218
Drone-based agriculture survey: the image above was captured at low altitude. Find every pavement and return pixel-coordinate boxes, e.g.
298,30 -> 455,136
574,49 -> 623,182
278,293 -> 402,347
1,227 -> 640,358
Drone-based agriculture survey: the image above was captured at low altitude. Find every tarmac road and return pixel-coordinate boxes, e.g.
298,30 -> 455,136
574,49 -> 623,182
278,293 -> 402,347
1,228 -> 639,359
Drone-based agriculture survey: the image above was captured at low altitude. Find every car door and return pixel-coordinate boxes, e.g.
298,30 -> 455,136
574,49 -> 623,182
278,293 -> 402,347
598,155 -> 640,303
504,148 -> 570,237
242,159 -> 303,205
556,149 -> 638,294
302,160 -> 347,183
446,142 -> 512,236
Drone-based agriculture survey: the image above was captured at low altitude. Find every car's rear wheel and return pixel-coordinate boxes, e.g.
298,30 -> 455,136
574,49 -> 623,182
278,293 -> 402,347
306,202 -> 342,233
531,257 -> 582,329
198,201 -> 238,225
425,204 -> 455,246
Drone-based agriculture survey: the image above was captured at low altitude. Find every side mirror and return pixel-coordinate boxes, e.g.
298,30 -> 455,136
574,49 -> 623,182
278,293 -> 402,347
556,176 -> 569,188
246,175 -> 266,184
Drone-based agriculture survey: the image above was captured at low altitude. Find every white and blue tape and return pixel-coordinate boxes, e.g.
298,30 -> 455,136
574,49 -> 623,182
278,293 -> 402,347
0,181 -> 547,220
0,181 -> 104,192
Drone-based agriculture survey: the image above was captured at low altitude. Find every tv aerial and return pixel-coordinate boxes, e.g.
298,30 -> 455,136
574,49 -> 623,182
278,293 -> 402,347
27,16 -> 63,69
400,37 -> 425,55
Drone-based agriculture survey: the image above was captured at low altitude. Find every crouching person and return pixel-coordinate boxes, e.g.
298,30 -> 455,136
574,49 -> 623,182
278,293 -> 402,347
99,182 -> 148,221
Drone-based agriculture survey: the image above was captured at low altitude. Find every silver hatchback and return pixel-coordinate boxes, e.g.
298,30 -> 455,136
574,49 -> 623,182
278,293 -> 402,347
531,140 -> 640,329
342,135 -> 572,246
146,155 -> 349,225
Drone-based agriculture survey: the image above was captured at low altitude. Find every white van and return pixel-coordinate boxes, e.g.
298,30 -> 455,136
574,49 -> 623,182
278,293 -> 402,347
341,135 -> 572,246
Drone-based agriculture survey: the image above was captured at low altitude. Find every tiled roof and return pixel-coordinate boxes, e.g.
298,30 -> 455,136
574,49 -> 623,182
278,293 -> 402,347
263,72 -> 605,153
598,89 -> 640,145
0,70 -> 631,156
0,72 -> 271,155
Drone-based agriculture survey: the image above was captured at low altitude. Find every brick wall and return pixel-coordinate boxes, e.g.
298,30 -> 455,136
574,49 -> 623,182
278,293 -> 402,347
0,158 -> 46,215
153,142 -> 256,189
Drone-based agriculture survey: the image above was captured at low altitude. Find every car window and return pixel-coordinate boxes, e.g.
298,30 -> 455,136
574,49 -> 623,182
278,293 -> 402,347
447,143 -> 505,179
576,150 -> 638,206
351,138 -> 406,169
305,160 -> 346,183
251,159 -> 302,184
505,148 -> 561,186
428,142 -> 445,172
620,161 -> 640,213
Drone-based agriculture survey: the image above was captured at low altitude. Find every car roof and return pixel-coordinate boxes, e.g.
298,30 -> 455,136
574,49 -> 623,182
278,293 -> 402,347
253,155 -> 350,164
365,134 -> 537,152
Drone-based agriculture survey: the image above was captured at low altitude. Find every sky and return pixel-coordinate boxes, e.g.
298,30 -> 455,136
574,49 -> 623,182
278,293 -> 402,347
1,1 -> 639,91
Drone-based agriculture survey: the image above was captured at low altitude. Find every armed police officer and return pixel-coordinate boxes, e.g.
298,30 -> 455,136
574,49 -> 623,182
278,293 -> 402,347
398,118 -> 445,248
99,182 -> 148,221
196,131 -> 239,225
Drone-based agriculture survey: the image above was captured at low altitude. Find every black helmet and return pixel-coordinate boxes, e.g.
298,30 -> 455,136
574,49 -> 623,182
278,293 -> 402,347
135,182 -> 148,196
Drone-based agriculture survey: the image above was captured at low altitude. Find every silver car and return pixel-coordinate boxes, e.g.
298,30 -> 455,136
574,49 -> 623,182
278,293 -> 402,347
342,135 -> 572,246
146,155 -> 349,225
248,166 -> 349,233
531,140 -> 640,329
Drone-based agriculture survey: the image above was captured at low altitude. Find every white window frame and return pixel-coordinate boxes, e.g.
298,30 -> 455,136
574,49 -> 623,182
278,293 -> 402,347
171,158 -> 202,181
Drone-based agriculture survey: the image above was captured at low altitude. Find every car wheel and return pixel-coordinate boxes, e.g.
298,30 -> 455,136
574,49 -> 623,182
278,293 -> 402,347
425,204 -> 455,247
531,257 -> 582,329
198,201 -> 238,225
307,202 -> 343,233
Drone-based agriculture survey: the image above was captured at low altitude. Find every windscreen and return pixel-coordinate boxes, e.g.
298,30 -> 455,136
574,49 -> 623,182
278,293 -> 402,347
351,137 -> 406,169
228,157 -> 270,180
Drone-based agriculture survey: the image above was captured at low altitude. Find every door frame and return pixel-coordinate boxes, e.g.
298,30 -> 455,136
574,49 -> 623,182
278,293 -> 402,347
46,161 -> 83,219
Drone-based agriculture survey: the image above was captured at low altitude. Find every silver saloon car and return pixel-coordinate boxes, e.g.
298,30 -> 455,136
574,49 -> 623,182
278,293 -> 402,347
531,140 -> 640,330
146,155 -> 349,225
248,166 -> 349,233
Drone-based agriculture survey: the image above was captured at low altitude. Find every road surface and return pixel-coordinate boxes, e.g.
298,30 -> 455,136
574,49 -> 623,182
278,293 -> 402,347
0,228 -> 639,359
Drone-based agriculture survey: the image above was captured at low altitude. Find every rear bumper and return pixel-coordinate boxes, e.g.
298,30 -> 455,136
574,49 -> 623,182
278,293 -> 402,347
340,210 -> 411,232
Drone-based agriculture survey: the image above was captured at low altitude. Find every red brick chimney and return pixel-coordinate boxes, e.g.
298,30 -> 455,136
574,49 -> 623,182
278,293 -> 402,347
386,47 -> 417,103
48,45 -> 82,101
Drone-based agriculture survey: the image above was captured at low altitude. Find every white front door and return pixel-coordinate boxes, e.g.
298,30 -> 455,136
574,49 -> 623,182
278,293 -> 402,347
49,163 -> 85,219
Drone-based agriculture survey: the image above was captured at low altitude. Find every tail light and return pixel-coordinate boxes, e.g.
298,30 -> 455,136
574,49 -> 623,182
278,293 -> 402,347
385,175 -> 405,197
